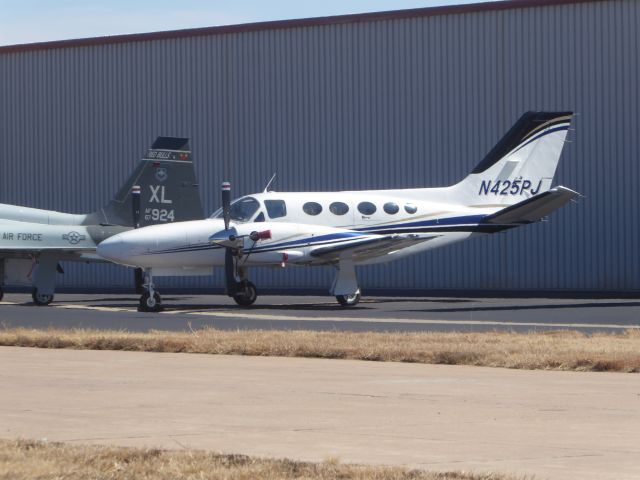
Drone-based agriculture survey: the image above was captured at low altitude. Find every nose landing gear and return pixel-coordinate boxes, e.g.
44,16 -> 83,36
138,269 -> 162,312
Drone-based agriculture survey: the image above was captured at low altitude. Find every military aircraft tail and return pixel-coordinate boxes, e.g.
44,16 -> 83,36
452,111 -> 573,206
84,137 -> 204,227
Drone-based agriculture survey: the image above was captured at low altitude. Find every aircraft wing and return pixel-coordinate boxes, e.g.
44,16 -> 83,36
482,186 -> 579,225
0,247 -> 100,262
309,233 -> 433,263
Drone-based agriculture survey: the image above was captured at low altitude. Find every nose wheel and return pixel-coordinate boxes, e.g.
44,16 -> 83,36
139,291 -> 162,312
233,280 -> 257,307
138,268 -> 163,312
32,288 -> 54,306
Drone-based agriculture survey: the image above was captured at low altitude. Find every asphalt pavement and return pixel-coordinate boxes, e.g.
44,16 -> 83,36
1,293 -> 639,333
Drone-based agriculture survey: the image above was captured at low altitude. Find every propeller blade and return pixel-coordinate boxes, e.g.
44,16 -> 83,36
222,181 -> 231,231
134,267 -> 145,294
224,248 -> 237,296
131,185 -> 141,229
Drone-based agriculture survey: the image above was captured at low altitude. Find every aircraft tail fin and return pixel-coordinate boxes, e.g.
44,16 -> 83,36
84,137 -> 204,227
452,112 -> 573,206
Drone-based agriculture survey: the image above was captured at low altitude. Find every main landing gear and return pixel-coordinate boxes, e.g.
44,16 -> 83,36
138,268 -> 162,312
336,289 -> 361,307
330,259 -> 361,307
32,287 -> 54,306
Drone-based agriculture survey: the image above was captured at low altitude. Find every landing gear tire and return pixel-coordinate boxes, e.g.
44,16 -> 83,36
233,281 -> 257,307
336,290 -> 361,307
0,287 -> 3,302
139,291 -> 162,312
32,288 -> 54,306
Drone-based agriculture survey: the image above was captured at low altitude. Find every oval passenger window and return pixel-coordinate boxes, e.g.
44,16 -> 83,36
357,202 -> 377,215
404,204 -> 417,214
329,202 -> 349,216
383,202 -> 399,215
303,202 -> 323,216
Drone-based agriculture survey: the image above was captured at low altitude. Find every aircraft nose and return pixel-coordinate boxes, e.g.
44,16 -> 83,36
97,236 -> 125,263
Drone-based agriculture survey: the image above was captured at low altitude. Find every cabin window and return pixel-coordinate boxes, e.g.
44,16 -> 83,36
265,200 -> 287,219
383,202 -> 399,215
254,212 -> 265,222
404,203 -> 417,214
329,202 -> 349,216
357,202 -> 377,215
303,202 -> 323,216
228,197 -> 260,222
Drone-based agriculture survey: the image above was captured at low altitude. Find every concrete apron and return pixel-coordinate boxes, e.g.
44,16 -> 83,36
0,346 -> 638,480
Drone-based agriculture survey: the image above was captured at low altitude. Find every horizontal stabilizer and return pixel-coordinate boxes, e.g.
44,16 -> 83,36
310,234 -> 432,263
483,186 -> 579,225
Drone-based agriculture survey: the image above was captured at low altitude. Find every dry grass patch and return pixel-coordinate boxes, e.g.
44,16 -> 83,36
1,326 -> 639,372
0,439 -> 521,480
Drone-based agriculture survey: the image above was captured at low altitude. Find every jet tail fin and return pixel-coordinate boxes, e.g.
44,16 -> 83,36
452,112 -> 574,206
84,137 -> 204,227
482,186 -> 579,225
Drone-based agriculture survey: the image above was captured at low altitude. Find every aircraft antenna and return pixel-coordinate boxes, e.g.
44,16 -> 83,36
263,173 -> 277,193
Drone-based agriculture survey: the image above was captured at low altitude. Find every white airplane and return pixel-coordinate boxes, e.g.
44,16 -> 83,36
98,112 -> 579,311
0,137 -> 203,304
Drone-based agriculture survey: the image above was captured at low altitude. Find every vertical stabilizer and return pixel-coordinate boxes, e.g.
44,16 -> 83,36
452,112 -> 573,206
85,137 -> 204,227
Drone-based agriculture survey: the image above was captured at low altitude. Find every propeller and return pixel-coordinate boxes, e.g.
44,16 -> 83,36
131,185 -> 144,294
222,181 -> 231,231
220,182 -> 237,296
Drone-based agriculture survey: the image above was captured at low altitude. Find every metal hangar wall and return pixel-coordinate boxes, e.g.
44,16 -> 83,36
0,0 -> 637,294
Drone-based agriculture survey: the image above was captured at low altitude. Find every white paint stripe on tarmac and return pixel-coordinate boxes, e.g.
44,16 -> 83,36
53,304 -> 137,313
186,310 -> 640,330
0,301 -> 18,305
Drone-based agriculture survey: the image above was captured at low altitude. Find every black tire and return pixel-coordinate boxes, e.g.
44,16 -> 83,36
32,288 -> 54,306
233,281 -> 257,307
0,286 -> 4,302
138,291 -> 162,312
336,290 -> 361,307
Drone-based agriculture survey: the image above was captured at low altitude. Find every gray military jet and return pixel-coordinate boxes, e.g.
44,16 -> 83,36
0,137 -> 203,304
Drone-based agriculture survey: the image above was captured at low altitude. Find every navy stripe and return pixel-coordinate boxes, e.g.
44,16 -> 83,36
512,125 -> 569,155
354,214 -> 486,233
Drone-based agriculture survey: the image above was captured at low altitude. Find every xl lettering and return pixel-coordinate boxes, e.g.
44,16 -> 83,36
149,185 -> 173,204
479,179 -> 542,196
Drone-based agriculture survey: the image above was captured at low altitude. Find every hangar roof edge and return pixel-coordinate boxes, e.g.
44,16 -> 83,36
0,0 -> 603,55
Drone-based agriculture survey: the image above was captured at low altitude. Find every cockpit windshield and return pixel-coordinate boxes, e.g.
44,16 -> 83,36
211,196 -> 261,223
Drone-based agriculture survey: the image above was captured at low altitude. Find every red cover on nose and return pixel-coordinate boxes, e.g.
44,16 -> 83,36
257,230 -> 272,240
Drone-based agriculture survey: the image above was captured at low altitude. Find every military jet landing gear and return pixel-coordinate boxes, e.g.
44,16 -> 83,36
32,288 -> 54,306
336,289 -> 361,307
232,280 -> 257,307
138,269 -> 162,312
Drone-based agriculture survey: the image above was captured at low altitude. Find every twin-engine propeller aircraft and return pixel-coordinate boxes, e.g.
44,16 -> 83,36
0,137 -> 203,304
98,112 -> 579,311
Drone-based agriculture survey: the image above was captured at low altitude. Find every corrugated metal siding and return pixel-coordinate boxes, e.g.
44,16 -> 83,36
0,0 -> 638,292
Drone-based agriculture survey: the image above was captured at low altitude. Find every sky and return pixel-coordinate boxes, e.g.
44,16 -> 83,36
0,0 -> 501,46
